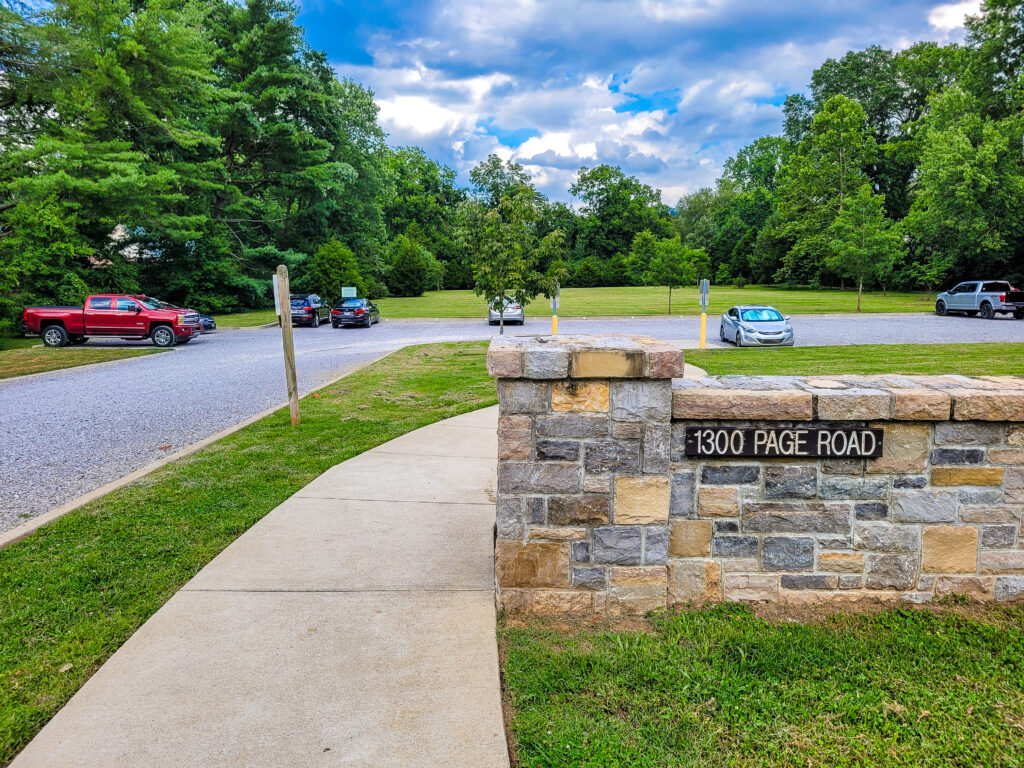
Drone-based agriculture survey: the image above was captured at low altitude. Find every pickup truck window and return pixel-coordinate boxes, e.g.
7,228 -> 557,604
88,297 -> 112,310
982,282 -> 1010,292
115,298 -> 140,311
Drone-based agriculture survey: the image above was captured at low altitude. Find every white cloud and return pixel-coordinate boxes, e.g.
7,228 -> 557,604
928,0 -> 981,32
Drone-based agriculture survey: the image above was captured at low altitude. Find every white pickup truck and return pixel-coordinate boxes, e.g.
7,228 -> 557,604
935,280 -> 1024,320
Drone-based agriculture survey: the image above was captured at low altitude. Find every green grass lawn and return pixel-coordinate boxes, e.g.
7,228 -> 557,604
0,346 -> 162,380
215,285 -> 935,326
686,342 -> 1024,377
501,603 -> 1024,767
0,342 -> 495,765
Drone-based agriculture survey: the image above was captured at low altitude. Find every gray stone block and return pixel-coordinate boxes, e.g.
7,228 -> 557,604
644,526 -> 669,564
743,501 -> 851,534
781,574 -> 838,590
528,497 -> 546,524
642,424 -> 671,473
714,520 -> 739,533
995,577 -> 1024,602
498,463 -> 581,494
855,502 -> 888,521
571,540 -> 591,562
981,525 -> 1016,549
819,476 -> 889,500
536,439 -> 580,461
839,575 -> 863,589
958,488 -> 1003,505
893,475 -> 927,489
497,380 -> 548,414
701,465 -> 761,485
816,536 -> 851,549
535,414 -> 609,438
762,537 -> 815,571
610,380 -> 672,422
523,346 -> 569,379
584,440 -> 640,474
496,497 -> 524,539
548,495 -> 609,526
934,422 -> 1003,445
572,567 -> 607,590
822,459 -> 864,476
931,447 -> 985,465
864,554 -> 917,590
670,423 -> 688,462
853,523 -> 919,553
764,466 -> 816,499
891,490 -> 957,523
712,535 -> 759,558
669,470 -> 696,518
593,526 -> 643,565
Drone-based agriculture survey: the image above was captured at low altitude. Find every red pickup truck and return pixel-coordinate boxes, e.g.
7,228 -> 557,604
23,295 -> 203,347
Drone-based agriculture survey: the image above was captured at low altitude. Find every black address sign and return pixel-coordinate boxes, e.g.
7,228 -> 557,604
684,426 -> 884,459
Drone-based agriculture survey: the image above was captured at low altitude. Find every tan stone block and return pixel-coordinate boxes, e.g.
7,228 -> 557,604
922,526 -> 978,574
668,560 -> 721,604
486,346 -> 523,377
892,389 -> 952,420
990,447 -> 1024,465
722,573 -> 779,601
815,390 -> 891,421
952,391 -> 1024,421
498,415 -> 532,460
866,423 -> 929,474
669,520 -> 713,557
610,566 -> 668,586
607,584 -> 667,615
498,589 -> 532,615
528,527 -> 589,541
930,467 -> 1004,486
980,551 -> 1024,573
531,590 -> 593,616
934,576 -> 993,600
672,388 -> 812,420
614,476 -> 670,524
551,380 -> 609,412
1008,426 -> 1024,446
697,486 -> 739,517
583,475 -> 611,493
571,348 -> 645,379
960,505 -> 1020,523
495,540 -> 569,588
722,558 -> 759,572
817,552 -> 864,573
1009,468 -> 1024,504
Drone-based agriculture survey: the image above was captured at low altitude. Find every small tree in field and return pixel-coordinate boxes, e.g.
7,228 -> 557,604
643,237 -> 698,314
826,183 -> 904,311
305,239 -> 364,303
388,234 -> 432,297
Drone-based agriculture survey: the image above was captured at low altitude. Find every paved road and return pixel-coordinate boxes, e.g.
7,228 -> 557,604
2,312 -> 1023,531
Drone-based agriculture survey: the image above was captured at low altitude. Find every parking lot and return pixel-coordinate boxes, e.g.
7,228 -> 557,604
2,311 -> 1023,531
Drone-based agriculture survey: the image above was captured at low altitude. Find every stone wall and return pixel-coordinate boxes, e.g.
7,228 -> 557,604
488,334 -> 1024,616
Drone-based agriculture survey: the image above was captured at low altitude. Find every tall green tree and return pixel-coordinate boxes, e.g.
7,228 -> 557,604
302,240 -> 364,303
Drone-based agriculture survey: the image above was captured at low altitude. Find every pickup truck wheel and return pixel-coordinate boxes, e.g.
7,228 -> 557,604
935,300 -> 947,316
1015,309 -> 1024,320
69,335 -> 88,345
151,326 -> 176,348
42,325 -> 68,347
980,302 -> 995,319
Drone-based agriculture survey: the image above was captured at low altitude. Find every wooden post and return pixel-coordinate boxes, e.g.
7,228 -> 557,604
276,265 -> 300,426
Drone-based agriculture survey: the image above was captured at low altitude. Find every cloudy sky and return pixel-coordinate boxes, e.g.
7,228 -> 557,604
297,0 -> 979,204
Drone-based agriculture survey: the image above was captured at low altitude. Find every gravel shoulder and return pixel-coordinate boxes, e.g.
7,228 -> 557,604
3,312 -> 1023,532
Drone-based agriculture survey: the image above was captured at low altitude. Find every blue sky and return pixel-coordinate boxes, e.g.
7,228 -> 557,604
297,0 -> 979,203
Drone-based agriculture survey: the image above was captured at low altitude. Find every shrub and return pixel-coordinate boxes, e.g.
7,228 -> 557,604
732,276 -> 748,288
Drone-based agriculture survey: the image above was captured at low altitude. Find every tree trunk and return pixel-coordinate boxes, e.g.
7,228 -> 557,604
857,274 -> 863,312
499,309 -> 505,335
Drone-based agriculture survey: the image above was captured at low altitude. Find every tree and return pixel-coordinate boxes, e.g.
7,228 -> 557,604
303,240 -> 364,303
723,136 -> 791,192
387,235 -> 432,298
826,184 -> 904,311
627,231 -> 659,284
642,237 -> 698,314
469,155 -> 535,207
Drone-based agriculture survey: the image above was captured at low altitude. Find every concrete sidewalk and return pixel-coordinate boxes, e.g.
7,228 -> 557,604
12,407 -> 509,768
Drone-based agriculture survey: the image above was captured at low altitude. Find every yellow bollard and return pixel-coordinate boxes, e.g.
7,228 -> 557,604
699,312 -> 707,349
552,314 -> 558,335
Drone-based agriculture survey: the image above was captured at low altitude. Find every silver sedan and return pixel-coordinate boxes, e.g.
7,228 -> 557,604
720,305 -> 794,346
488,297 -> 525,325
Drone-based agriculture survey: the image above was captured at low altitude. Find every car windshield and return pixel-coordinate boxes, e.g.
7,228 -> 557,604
338,299 -> 364,308
741,308 -> 783,322
136,297 -> 167,310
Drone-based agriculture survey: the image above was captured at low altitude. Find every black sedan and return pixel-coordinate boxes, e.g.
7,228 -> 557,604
290,294 -> 330,327
331,298 -> 380,328
198,314 -> 216,332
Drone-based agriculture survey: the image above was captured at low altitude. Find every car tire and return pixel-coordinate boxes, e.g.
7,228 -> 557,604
1015,309 -> 1024,320
735,331 -> 742,348
719,325 -> 725,341
935,300 -> 947,316
332,321 -> 339,328
311,313 -> 320,328
151,325 -> 176,348
42,325 -> 68,348
980,302 -> 994,319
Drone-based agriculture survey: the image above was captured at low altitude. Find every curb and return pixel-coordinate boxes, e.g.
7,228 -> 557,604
0,353 -> 386,551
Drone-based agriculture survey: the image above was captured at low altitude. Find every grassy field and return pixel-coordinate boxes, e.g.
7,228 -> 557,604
216,285 -> 935,326
0,346 -> 161,380
501,603 -> 1024,767
0,342 -> 495,765
687,342 -> 1024,377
